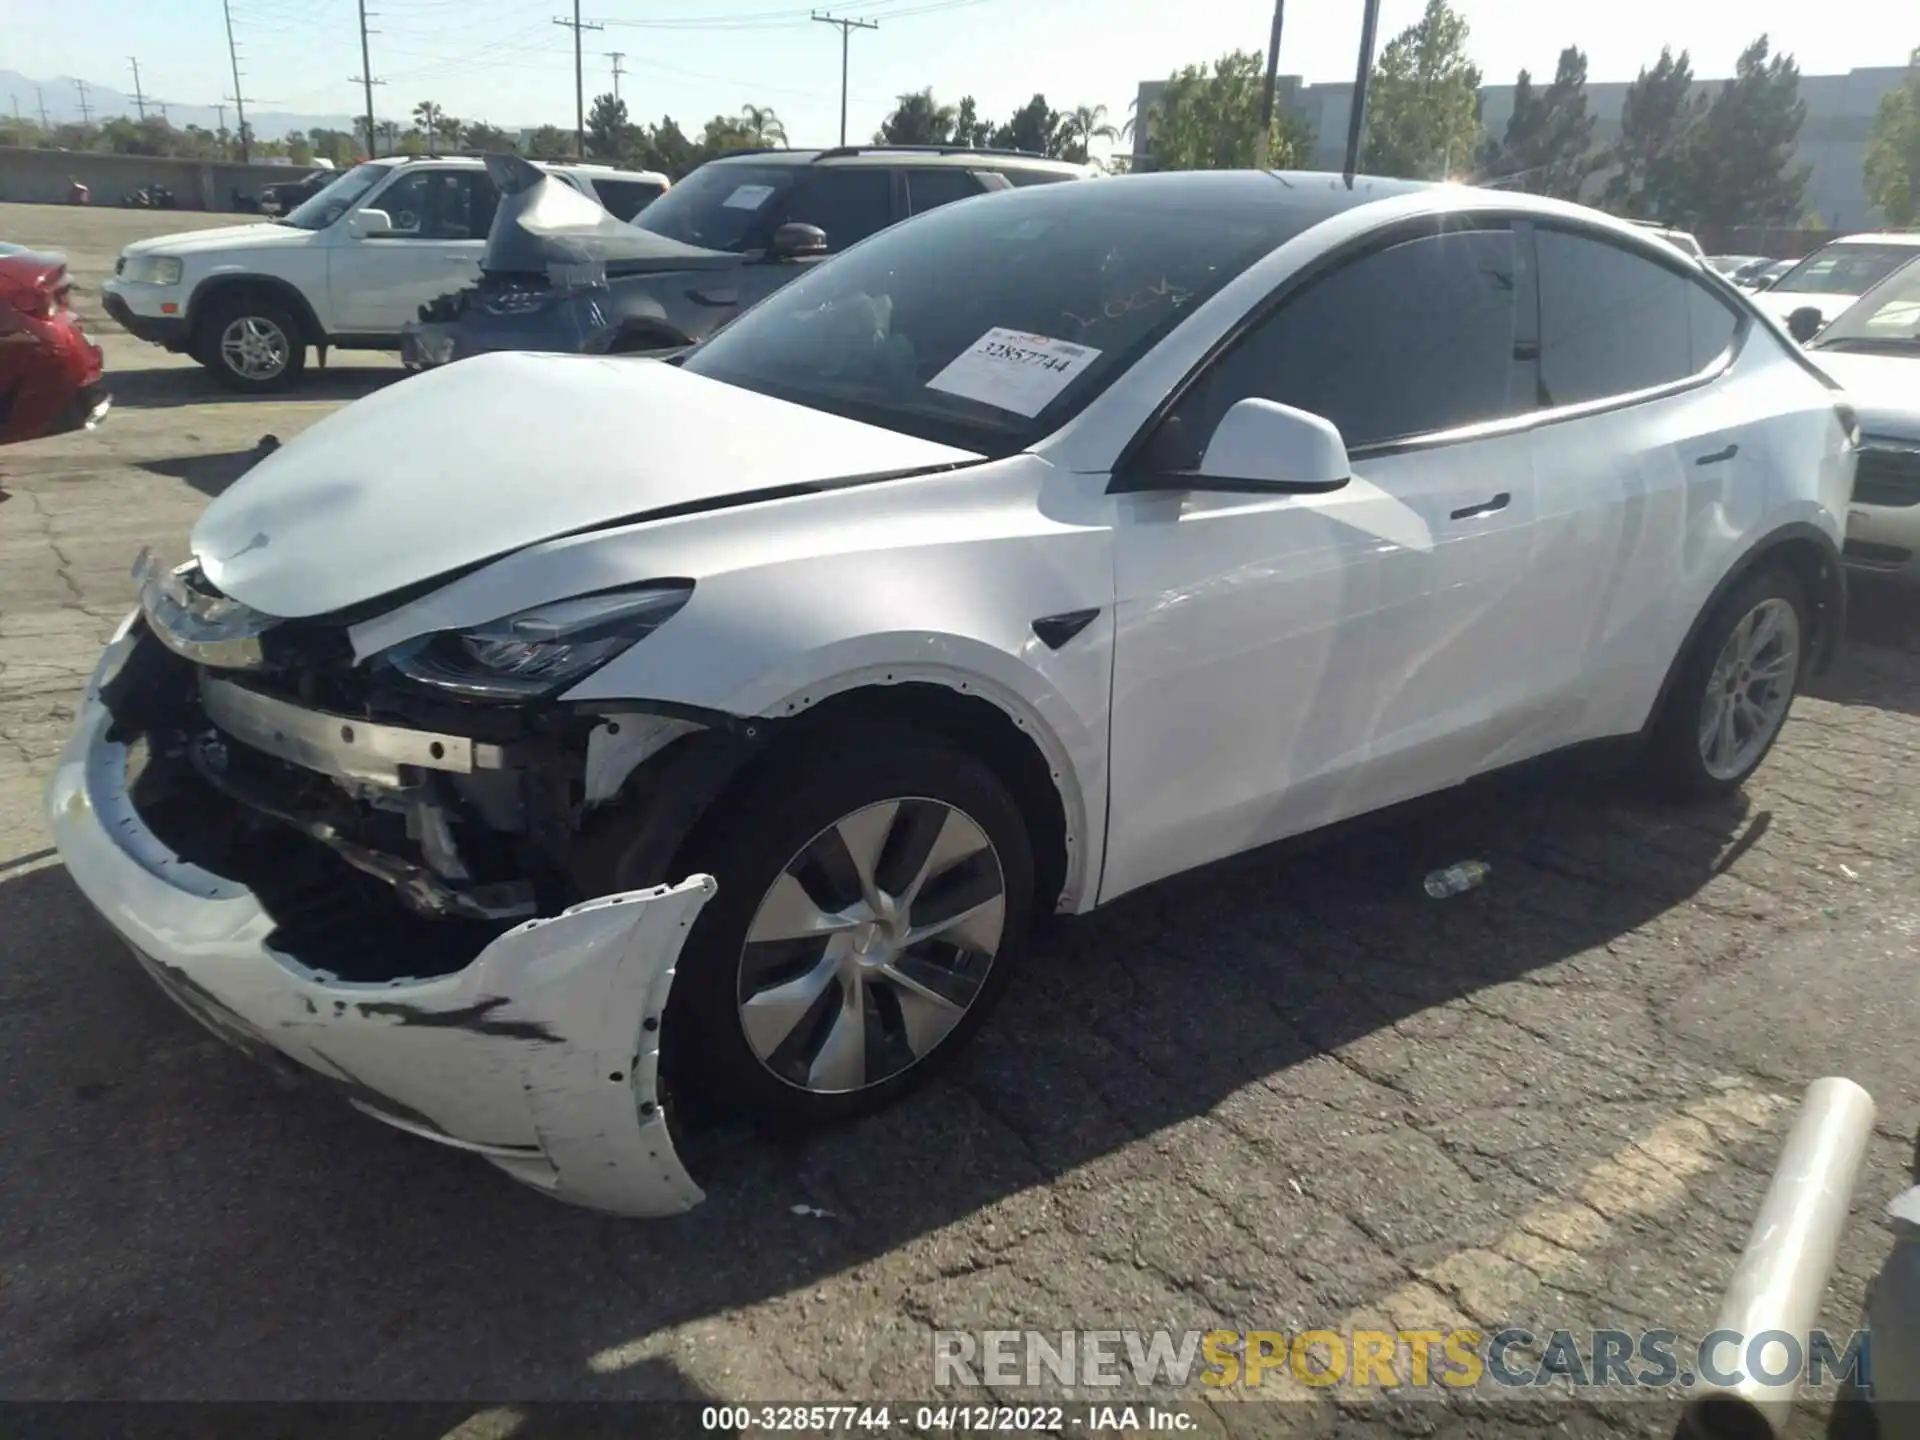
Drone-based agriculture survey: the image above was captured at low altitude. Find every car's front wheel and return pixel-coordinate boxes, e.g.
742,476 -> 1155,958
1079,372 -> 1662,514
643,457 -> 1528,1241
664,725 -> 1034,1124
1646,565 -> 1808,798
198,294 -> 306,393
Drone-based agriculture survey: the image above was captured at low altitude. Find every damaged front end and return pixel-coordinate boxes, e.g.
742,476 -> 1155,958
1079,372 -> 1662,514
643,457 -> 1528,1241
46,551 -> 758,1215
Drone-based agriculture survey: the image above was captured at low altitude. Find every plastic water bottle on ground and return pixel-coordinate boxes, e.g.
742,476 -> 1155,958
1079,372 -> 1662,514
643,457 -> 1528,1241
1423,860 -> 1490,898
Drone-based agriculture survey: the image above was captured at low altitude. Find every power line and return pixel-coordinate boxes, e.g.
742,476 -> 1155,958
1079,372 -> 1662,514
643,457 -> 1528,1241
553,2 -> 604,159
73,78 -> 93,127
128,58 -> 147,120
810,11 -> 876,146
608,50 -> 626,100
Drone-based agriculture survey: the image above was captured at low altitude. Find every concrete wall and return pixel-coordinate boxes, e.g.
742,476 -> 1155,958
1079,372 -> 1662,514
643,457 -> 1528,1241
0,147 -> 313,212
1132,63 -> 1909,228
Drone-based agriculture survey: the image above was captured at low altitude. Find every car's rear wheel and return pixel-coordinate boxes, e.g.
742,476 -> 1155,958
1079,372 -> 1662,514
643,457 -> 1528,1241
198,293 -> 305,393
1646,565 -> 1807,798
663,725 -> 1034,1124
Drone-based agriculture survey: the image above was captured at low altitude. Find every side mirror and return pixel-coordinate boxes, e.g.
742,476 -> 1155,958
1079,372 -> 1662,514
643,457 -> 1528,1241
771,222 -> 828,259
348,208 -> 393,239
1190,398 -> 1351,493
1787,306 -> 1824,344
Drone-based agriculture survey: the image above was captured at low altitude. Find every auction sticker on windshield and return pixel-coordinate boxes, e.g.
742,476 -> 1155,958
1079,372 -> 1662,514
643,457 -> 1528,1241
722,184 -> 776,210
926,328 -> 1101,418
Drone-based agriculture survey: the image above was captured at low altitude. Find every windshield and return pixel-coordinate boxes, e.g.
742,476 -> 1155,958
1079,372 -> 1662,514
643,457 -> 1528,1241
282,163 -> 387,231
1813,256 -> 1920,350
633,163 -> 796,252
1771,242 -> 1920,297
680,180 -> 1302,456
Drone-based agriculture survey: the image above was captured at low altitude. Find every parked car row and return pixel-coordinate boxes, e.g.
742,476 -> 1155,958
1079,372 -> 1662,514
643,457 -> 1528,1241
54,170 -> 1862,1215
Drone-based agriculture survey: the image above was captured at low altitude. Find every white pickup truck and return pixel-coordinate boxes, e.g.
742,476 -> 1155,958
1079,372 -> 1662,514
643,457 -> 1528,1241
101,154 -> 668,392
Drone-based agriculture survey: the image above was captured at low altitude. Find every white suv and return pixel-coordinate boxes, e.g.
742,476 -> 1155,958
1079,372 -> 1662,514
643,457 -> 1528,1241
100,155 -> 670,392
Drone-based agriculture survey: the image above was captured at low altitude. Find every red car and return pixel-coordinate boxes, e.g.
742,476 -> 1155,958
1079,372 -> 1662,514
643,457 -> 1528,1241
0,245 -> 108,447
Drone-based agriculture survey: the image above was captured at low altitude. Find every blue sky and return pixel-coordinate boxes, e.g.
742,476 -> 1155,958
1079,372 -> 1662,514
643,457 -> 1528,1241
6,0 -> 1907,148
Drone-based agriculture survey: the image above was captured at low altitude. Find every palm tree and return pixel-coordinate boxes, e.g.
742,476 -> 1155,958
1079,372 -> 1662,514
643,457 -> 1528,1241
377,119 -> 401,154
435,113 -> 463,152
412,100 -> 444,155
1056,102 -> 1119,163
738,104 -> 787,147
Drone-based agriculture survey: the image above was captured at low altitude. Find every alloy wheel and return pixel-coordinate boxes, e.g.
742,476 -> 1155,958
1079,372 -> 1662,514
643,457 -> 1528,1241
219,315 -> 291,381
1697,596 -> 1800,781
736,797 -> 1007,1096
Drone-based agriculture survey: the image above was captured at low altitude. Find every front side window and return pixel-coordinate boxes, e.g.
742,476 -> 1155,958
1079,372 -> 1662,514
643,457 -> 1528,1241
1771,242 -> 1920,297
779,169 -> 896,249
1537,229 -> 1736,406
282,162 -> 387,230
1153,227 -> 1525,460
1812,255 -> 1920,353
365,171 -> 497,240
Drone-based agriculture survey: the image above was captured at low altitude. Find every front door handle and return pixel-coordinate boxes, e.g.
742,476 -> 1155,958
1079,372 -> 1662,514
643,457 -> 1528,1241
1695,443 -> 1740,466
1449,491 -> 1511,521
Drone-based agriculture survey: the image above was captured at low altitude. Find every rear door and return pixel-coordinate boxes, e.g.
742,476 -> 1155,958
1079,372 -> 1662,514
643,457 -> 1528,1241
328,167 -> 500,335
1523,225 -> 1752,741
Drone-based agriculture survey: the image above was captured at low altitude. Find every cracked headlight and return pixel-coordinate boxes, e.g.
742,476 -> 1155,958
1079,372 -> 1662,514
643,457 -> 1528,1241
383,584 -> 693,701
122,254 -> 184,286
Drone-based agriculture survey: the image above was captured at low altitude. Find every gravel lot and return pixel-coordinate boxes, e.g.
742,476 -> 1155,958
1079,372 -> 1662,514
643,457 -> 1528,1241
2,202 -> 1917,1433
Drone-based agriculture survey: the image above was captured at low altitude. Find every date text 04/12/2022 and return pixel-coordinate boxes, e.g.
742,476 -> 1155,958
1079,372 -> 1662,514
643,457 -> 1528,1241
698,1406 -> 1197,1432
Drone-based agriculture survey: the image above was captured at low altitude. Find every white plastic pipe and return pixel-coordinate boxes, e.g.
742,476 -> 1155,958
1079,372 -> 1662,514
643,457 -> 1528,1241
1684,1076 -> 1876,1440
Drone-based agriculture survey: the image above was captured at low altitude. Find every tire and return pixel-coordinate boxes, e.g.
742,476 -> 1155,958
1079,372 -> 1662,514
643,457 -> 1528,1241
197,293 -> 306,393
1645,565 -> 1809,799
660,724 -> 1035,1125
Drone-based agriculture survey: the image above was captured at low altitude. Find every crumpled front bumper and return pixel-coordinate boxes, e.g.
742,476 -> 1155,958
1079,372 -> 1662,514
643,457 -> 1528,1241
45,689 -> 717,1217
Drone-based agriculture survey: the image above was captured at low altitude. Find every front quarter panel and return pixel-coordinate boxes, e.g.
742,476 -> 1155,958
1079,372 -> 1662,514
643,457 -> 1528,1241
349,455 -> 1118,909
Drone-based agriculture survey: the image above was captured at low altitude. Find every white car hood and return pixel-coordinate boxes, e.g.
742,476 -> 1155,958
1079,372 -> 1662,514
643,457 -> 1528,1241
123,222 -> 304,257
1810,350 -> 1920,439
193,351 -> 981,619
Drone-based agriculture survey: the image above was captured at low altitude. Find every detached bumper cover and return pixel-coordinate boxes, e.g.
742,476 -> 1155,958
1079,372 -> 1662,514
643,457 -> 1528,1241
46,693 -> 717,1217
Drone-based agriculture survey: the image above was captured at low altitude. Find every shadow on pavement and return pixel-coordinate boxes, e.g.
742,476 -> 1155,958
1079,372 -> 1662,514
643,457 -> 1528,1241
0,750 -> 1757,1400
104,365 -> 401,410
135,447 -> 273,498
1807,575 -> 1920,718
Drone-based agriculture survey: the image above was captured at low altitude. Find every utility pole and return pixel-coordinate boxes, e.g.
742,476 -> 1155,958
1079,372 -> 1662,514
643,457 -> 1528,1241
811,12 -> 876,147
1342,0 -> 1382,187
73,79 -> 93,127
354,0 -> 381,158
216,102 -> 227,135
128,57 -> 147,120
155,100 -> 169,122
36,86 -> 50,131
1252,0 -> 1285,169
553,2 -> 604,160
221,0 -> 251,160
607,51 -> 626,101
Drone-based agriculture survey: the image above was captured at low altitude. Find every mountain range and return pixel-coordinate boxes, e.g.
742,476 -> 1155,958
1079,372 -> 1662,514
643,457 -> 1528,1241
5,69 -> 385,141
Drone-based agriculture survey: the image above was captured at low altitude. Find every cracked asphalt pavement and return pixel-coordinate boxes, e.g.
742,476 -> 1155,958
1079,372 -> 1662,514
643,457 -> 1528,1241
2,204 -> 1918,1434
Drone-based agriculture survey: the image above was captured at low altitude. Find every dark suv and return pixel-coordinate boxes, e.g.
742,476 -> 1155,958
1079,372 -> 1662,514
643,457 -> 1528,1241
401,145 -> 1088,369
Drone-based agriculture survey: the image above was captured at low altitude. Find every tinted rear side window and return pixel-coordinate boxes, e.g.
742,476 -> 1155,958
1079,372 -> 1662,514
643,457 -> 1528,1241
781,169 -> 895,249
1167,227 -> 1525,453
1538,229 -> 1692,405
593,178 -> 665,220
905,168 -> 985,215
1686,281 -> 1741,371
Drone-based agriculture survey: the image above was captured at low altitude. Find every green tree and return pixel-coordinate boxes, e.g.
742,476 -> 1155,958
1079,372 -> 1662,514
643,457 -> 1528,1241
1479,46 -> 1597,199
1142,50 -> 1313,171
1361,0 -> 1483,179
1601,46 -> 1706,221
1054,102 -> 1118,163
1690,35 -> 1810,228
1864,46 -> 1920,225
700,113 -> 757,155
993,94 -> 1058,154
461,121 -> 514,154
524,124 -> 573,160
876,89 -> 955,145
587,93 -> 633,160
953,95 -> 993,148
635,117 -> 700,176
738,104 -> 787,147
